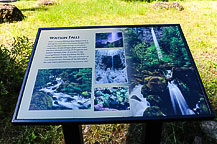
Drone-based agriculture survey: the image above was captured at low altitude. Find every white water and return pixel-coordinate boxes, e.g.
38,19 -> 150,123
164,70 -> 173,79
112,56 -> 114,70
95,68 -> 127,84
108,32 -> 121,43
95,49 -> 127,84
97,32 -> 122,44
168,80 -> 195,115
40,77 -> 63,95
96,49 -> 122,56
151,28 -> 163,60
40,78 -> 91,110
130,84 -> 150,116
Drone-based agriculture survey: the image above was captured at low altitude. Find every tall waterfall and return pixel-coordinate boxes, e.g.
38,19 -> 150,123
108,32 -> 120,43
95,49 -> 127,84
151,28 -> 163,60
168,80 -> 195,115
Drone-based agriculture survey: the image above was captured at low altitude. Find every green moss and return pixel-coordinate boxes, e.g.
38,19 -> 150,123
29,92 -> 53,110
143,106 -> 164,116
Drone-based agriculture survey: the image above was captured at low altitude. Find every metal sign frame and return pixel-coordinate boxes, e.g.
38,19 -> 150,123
12,24 -> 214,124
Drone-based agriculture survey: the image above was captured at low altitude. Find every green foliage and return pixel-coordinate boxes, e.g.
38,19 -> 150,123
0,118 -> 63,144
124,28 -> 142,56
33,69 -> 52,91
29,92 -> 53,110
0,36 -> 33,116
138,44 -> 160,69
159,26 -> 192,68
143,106 -> 164,116
0,47 -> 10,96
30,68 -> 92,110
94,87 -> 129,111
96,33 -> 108,40
106,39 -> 123,48
83,124 -> 128,143
162,121 -> 217,144
125,26 -> 211,117
59,68 -> 92,95
0,36 -> 63,144
82,91 -> 89,98
124,28 -> 161,73
34,68 -> 92,96
146,95 -> 162,106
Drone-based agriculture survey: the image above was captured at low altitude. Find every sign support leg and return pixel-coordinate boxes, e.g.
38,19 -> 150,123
62,124 -> 83,144
141,122 -> 163,144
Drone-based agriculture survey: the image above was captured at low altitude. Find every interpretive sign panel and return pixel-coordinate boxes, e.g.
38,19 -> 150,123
12,24 -> 214,124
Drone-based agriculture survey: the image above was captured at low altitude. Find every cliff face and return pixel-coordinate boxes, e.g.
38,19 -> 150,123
132,27 -> 163,47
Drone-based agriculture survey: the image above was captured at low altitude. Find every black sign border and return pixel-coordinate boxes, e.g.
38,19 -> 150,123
12,24 -> 214,124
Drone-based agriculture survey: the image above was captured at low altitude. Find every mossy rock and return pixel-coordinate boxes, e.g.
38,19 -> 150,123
29,92 -> 53,110
144,76 -> 167,93
146,95 -> 162,106
143,106 -> 164,116
141,84 -> 150,96
0,4 -> 24,23
141,70 -> 152,75
152,72 -> 162,76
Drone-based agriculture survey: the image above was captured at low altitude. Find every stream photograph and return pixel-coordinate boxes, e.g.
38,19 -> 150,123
124,26 -> 210,117
95,32 -> 123,48
29,68 -> 92,110
95,49 -> 128,84
94,87 -> 130,111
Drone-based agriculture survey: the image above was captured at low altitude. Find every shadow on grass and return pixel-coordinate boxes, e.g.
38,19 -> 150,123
21,7 -> 48,12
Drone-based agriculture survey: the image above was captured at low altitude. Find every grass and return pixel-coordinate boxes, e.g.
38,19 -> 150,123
0,0 -> 216,143
3,0 -> 215,109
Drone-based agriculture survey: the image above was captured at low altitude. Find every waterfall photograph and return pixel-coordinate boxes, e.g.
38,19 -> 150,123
29,68 -> 92,110
124,26 -> 210,117
95,49 -> 127,84
95,32 -> 123,48
94,87 -> 130,111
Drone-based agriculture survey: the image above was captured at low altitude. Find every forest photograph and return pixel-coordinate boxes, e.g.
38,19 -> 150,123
95,49 -> 127,84
124,26 -> 210,117
94,87 -> 130,111
95,32 -> 123,48
29,68 -> 92,110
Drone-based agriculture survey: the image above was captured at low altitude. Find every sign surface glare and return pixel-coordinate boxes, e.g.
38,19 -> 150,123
12,25 -> 214,123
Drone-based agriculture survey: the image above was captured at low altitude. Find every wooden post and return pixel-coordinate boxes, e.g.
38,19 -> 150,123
62,124 -> 83,144
142,122 -> 163,144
